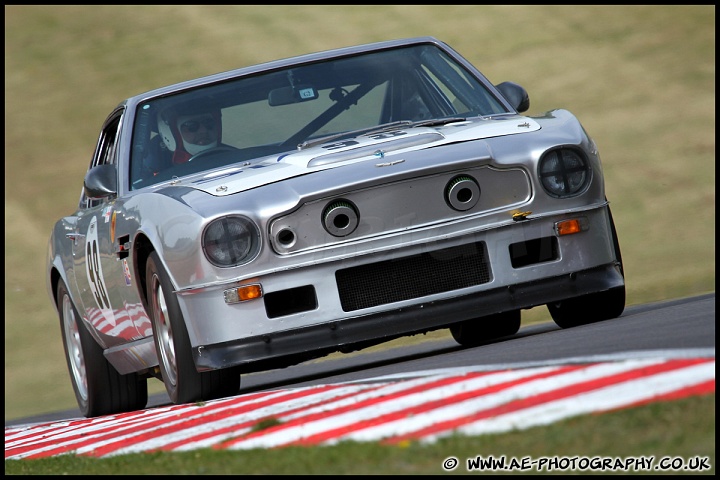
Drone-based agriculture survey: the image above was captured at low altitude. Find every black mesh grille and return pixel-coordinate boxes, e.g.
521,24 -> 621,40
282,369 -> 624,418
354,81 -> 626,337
336,241 -> 490,311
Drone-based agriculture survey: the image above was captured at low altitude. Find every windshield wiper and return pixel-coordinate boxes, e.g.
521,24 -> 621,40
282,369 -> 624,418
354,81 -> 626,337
410,116 -> 466,128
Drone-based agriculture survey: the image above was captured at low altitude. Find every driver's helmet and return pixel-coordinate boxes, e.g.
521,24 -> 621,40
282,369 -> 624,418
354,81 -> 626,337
157,100 -> 222,163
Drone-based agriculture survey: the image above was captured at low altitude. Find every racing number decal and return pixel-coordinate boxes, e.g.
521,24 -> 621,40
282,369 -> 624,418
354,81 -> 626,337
367,131 -> 407,141
87,237 -> 110,309
323,140 -> 359,151
85,216 -> 116,326
322,131 -> 407,150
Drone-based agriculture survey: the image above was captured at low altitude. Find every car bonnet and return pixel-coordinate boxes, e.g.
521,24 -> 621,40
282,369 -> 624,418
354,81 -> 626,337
179,116 -> 540,196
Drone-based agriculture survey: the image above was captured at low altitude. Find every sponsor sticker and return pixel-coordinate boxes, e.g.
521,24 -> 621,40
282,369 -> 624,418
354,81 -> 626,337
123,259 -> 132,286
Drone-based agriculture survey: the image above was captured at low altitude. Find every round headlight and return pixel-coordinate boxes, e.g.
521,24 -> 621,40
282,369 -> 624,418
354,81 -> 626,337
202,216 -> 260,267
538,148 -> 591,198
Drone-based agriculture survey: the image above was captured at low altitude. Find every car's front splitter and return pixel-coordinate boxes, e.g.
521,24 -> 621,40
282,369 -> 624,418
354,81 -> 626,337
193,262 -> 624,372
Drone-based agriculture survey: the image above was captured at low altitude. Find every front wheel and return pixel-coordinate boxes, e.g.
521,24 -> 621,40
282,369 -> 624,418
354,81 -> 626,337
547,206 -> 626,328
146,252 -> 240,404
57,279 -> 147,417
547,286 -> 626,329
450,310 -> 521,347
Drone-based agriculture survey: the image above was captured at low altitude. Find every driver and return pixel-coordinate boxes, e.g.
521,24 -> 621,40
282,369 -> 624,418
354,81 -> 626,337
157,104 -> 222,164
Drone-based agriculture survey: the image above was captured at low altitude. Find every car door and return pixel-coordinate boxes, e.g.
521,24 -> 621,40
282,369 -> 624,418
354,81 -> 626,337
71,110 -> 143,346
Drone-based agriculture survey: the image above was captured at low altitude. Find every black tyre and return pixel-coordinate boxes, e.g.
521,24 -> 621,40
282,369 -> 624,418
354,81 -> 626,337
56,279 -> 147,417
450,310 -> 521,347
146,251 -> 240,404
547,206 -> 626,328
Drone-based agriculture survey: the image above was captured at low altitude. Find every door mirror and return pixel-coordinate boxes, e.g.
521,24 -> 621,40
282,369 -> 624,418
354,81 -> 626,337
84,164 -> 117,199
495,81 -> 530,113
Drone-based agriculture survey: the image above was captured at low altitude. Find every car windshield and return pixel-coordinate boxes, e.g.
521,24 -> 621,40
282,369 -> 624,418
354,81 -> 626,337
129,44 -> 509,190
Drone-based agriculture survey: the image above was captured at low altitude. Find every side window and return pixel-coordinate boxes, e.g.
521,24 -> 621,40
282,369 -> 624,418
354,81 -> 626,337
80,113 -> 122,209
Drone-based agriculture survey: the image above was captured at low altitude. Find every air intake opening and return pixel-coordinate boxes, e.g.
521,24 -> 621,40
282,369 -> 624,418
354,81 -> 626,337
264,285 -> 317,318
336,241 -> 491,311
509,236 -> 558,268
276,228 -> 296,247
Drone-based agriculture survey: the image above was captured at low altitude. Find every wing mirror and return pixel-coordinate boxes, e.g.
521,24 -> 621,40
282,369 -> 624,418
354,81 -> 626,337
84,164 -> 117,199
495,81 -> 530,113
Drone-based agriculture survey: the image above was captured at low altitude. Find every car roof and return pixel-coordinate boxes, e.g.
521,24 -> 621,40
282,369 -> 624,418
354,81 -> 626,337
118,37 -> 449,111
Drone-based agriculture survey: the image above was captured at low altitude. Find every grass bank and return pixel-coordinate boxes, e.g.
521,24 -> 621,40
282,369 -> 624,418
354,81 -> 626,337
5,5 -> 714,422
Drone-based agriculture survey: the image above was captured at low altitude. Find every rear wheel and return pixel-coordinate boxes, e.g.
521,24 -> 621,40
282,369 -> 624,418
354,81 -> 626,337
57,279 -> 147,417
146,252 -> 240,404
450,310 -> 521,347
547,206 -> 626,328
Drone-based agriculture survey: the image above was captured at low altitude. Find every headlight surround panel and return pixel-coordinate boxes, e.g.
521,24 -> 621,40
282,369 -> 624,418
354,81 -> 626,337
538,147 -> 592,198
202,215 -> 261,267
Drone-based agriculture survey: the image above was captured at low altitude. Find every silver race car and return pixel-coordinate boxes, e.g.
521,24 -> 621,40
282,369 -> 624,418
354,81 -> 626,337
46,37 -> 625,417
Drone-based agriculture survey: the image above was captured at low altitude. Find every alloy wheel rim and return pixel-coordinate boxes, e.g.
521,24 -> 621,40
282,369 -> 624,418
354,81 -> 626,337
62,294 -> 88,401
152,274 -> 178,387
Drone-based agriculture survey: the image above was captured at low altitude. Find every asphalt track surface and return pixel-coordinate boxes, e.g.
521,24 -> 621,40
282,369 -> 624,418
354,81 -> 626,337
5,294 -> 715,459
6,293 -> 714,428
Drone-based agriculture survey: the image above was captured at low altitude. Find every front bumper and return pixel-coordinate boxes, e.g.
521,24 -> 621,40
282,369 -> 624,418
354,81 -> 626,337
193,262 -> 623,371
185,203 -> 623,371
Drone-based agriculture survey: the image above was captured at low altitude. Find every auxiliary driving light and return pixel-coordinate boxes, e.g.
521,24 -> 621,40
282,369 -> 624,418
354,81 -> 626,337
224,284 -> 263,304
322,199 -> 359,237
554,217 -> 589,236
445,175 -> 480,211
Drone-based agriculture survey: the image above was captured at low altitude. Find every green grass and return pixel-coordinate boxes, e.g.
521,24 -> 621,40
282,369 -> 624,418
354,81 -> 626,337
5,393 -> 715,474
4,1 -> 714,441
